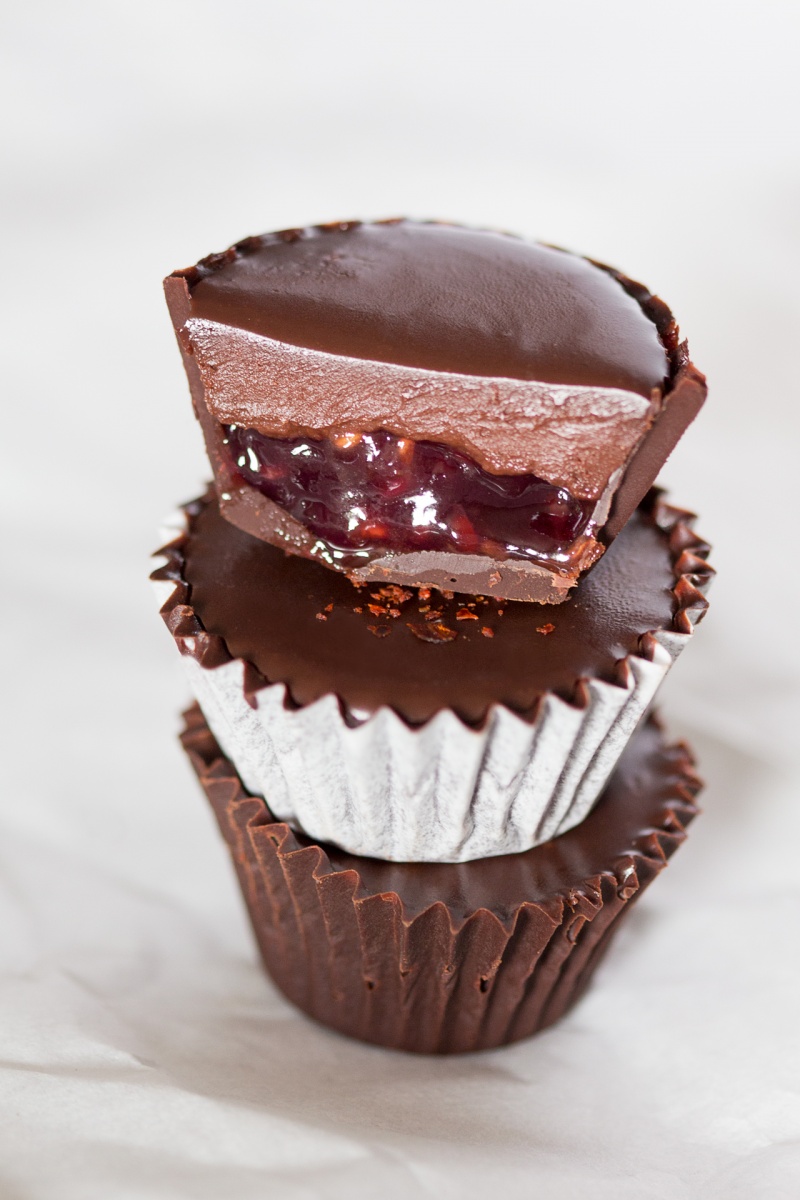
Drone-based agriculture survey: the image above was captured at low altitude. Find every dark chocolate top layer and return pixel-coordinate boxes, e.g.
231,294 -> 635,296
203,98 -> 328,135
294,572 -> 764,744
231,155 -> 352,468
181,490 -> 684,726
187,220 -> 669,396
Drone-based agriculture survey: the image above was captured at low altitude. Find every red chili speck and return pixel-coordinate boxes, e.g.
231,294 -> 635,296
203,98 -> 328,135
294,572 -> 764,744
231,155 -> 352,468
372,584 -> 412,604
456,608 -> 479,620
536,623 -> 555,635
481,626 -> 494,638
368,624 -> 391,638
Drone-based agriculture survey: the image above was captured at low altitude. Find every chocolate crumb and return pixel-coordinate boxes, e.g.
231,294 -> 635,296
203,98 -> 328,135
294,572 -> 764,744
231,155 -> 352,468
408,620 -> 458,644
368,623 -> 391,638
488,572 -> 501,588
315,612 -> 327,622
442,590 -> 455,600
481,626 -> 494,638
536,623 -> 555,635
418,587 -> 431,601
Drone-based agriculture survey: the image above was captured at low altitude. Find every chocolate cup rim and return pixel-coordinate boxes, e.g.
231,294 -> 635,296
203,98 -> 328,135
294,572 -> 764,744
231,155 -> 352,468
151,487 -> 713,734
180,702 -> 702,931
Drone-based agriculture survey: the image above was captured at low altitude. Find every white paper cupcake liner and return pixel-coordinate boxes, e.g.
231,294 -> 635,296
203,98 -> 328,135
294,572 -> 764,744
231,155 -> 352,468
151,492 -> 712,863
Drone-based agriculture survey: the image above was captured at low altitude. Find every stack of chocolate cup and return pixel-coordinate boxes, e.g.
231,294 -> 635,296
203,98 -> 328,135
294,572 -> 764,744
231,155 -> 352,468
152,220 -> 713,1053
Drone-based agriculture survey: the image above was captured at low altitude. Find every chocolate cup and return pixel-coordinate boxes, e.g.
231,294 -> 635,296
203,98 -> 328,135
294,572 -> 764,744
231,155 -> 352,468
181,704 -> 701,1054
164,220 -> 706,603
152,489 -> 710,862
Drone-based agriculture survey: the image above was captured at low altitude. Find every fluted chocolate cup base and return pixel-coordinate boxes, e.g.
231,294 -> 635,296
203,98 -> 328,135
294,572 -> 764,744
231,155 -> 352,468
181,704 -> 700,1054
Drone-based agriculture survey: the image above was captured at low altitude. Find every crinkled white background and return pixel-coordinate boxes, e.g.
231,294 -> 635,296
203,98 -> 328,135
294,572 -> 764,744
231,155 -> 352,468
2,2 -> 800,1196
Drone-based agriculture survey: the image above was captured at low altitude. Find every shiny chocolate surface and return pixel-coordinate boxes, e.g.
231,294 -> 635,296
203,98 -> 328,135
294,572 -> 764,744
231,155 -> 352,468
188,220 -> 669,395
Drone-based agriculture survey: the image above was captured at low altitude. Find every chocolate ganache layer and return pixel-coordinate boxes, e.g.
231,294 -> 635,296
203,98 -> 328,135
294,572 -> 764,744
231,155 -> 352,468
157,488 -> 712,727
182,703 -> 701,1052
164,220 -> 707,603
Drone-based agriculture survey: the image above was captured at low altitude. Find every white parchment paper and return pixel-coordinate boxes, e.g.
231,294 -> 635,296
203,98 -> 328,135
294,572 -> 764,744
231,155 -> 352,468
2,3 -> 800,1196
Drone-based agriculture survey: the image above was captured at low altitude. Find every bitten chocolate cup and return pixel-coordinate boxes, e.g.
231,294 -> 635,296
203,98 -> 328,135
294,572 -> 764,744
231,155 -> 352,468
152,488 -> 712,863
181,704 -> 701,1054
164,220 -> 706,603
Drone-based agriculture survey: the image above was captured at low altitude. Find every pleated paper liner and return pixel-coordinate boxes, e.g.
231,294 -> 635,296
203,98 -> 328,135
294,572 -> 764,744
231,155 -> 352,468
153,489 -> 712,863
181,704 -> 701,1054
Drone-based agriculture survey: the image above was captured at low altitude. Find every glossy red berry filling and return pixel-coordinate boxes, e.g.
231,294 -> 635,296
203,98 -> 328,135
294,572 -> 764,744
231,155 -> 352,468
224,426 -> 595,565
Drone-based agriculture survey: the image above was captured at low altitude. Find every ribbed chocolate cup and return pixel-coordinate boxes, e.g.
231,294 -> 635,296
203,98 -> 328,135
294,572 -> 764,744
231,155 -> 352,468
181,705 -> 700,1054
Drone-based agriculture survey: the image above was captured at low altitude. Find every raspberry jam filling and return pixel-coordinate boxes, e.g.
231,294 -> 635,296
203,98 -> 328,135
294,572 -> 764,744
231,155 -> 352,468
224,425 -> 595,567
